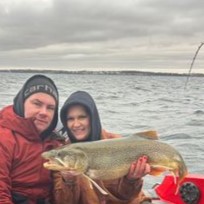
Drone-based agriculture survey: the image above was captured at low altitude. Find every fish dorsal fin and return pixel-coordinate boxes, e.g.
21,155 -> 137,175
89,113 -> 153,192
133,130 -> 159,140
83,174 -> 108,195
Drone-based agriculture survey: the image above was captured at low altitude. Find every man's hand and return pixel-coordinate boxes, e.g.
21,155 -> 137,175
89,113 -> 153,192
126,156 -> 151,180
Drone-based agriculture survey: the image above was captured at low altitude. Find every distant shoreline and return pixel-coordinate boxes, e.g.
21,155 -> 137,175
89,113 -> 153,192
0,69 -> 203,77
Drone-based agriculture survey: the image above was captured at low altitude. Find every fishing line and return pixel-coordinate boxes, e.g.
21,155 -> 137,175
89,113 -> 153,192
184,42 -> 204,89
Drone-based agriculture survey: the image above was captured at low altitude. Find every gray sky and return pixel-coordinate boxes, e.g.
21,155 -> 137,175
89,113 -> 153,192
0,0 -> 204,73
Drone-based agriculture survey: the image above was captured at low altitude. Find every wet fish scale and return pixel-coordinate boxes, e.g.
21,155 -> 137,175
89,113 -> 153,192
42,134 -> 188,183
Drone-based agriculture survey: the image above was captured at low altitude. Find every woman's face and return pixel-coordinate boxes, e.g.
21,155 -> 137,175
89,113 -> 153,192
66,105 -> 91,141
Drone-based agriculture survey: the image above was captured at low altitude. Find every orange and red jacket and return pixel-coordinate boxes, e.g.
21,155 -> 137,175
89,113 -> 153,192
0,105 -> 62,204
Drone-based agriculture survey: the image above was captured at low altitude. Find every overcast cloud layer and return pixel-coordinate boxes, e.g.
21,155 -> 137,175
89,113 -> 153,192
0,0 -> 204,73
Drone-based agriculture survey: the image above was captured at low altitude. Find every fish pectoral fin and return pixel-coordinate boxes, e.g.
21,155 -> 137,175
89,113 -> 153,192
82,174 -> 93,189
150,165 -> 173,176
83,174 -> 108,196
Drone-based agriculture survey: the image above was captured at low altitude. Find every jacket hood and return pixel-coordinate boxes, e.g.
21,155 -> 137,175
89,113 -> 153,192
60,91 -> 102,143
13,75 -> 59,139
0,106 -> 40,141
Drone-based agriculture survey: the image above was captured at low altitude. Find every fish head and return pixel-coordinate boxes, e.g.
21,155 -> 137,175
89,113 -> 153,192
41,148 -> 88,174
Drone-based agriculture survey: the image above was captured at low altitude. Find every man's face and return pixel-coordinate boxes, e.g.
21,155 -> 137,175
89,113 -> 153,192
24,93 -> 56,133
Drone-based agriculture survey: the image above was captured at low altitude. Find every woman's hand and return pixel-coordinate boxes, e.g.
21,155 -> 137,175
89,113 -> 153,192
126,156 -> 151,181
61,171 -> 78,186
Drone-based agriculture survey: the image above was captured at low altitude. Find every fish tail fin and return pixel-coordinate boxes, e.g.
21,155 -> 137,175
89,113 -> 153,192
172,172 -> 180,195
172,167 -> 188,195
178,163 -> 188,183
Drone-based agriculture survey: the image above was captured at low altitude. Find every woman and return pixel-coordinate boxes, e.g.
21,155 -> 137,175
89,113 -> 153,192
53,91 -> 151,204
0,74 -> 63,204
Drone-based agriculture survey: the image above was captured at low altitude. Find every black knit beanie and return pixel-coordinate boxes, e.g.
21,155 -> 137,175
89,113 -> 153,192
13,74 -> 59,138
23,77 -> 58,102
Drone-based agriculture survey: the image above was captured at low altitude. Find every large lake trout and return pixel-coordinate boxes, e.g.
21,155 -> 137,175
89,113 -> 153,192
42,131 -> 188,186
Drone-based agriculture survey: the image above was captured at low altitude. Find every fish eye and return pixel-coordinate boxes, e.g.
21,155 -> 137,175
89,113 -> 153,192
57,152 -> 62,157
57,151 -> 67,158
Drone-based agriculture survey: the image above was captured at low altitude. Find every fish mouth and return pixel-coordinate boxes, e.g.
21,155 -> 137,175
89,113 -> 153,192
43,158 -> 73,171
43,158 -> 83,174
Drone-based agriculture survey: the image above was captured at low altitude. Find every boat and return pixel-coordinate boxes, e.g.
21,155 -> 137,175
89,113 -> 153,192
145,174 -> 204,204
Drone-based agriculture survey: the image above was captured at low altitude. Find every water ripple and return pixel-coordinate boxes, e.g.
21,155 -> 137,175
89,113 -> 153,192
0,72 -> 203,186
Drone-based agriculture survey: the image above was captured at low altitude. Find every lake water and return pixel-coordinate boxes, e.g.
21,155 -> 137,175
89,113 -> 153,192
0,71 -> 204,188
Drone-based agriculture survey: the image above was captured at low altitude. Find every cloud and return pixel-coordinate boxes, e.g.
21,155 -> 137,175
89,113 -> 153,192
0,0 -> 204,73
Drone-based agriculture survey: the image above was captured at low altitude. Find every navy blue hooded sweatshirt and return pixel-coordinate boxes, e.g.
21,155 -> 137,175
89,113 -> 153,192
60,91 -> 102,143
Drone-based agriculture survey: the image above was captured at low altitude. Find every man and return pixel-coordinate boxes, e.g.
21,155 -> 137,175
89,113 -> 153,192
0,74 -> 62,203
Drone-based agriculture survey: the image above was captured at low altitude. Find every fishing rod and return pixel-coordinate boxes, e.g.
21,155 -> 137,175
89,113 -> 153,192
184,42 -> 204,89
